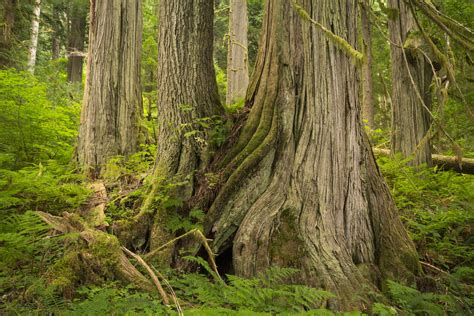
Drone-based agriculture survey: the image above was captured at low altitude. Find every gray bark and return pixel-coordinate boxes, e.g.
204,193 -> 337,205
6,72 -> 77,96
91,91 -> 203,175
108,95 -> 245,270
226,0 -> 249,105
27,0 -> 41,74
203,0 -> 419,308
388,0 -> 433,166
77,0 -> 143,177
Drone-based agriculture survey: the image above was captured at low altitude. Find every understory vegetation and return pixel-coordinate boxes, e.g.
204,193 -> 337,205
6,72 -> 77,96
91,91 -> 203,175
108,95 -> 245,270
0,70 -> 472,313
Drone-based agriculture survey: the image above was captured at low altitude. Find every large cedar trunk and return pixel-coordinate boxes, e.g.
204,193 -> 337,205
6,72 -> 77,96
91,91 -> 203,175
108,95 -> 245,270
145,0 -> 223,250
388,0 -> 433,166
226,0 -> 249,105
203,0 -> 419,308
77,0 -> 142,177
67,2 -> 87,83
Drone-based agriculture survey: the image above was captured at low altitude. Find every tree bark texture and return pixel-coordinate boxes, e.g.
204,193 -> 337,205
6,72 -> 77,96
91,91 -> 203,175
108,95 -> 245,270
146,0 -> 224,251
67,2 -> 87,82
361,0 -> 374,129
77,0 -> 143,177
204,0 -> 419,308
27,0 -> 41,74
226,0 -> 249,105
0,0 -> 16,68
388,0 -> 433,166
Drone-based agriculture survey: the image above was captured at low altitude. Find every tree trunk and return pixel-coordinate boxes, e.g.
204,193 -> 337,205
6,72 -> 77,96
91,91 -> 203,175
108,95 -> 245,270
361,0 -> 374,129
145,0 -> 224,251
77,0 -> 143,177
0,0 -> 16,68
51,5 -> 60,60
202,0 -> 419,308
226,0 -> 249,105
388,0 -> 433,166
67,1 -> 87,82
27,0 -> 41,74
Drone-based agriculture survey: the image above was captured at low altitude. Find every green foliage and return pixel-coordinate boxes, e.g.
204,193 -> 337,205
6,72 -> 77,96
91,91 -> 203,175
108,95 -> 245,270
170,267 -> 335,314
0,69 -> 80,168
378,155 -> 474,269
0,211 -> 71,314
0,160 -> 90,215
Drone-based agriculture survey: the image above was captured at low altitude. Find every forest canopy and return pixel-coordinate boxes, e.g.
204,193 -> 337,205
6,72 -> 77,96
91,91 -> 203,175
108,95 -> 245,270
0,0 -> 473,315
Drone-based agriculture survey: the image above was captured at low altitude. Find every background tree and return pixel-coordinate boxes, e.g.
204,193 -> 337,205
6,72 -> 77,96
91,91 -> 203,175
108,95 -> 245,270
388,0 -> 434,166
199,0 -> 419,307
226,0 -> 249,105
77,0 -> 143,177
361,0 -> 374,128
66,0 -> 87,82
27,0 -> 41,74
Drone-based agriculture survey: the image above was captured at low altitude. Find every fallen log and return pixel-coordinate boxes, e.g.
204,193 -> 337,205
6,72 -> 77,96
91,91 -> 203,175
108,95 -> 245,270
373,148 -> 474,174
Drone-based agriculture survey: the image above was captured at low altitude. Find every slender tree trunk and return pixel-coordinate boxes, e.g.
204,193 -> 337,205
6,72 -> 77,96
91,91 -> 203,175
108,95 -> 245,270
145,0 -> 223,250
27,0 -> 41,74
388,0 -> 433,166
361,0 -> 374,129
77,0 -> 143,177
199,0 -> 419,308
0,0 -> 16,67
67,2 -> 87,82
51,6 -> 60,60
226,0 -> 249,105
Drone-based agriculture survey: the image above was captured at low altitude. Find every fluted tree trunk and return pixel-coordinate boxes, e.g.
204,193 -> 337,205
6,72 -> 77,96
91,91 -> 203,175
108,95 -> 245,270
226,0 -> 249,105
361,0 -> 374,129
200,0 -> 419,308
388,0 -> 433,166
27,0 -> 41,74
67,1 -> 87,82
77,0 -> 143,177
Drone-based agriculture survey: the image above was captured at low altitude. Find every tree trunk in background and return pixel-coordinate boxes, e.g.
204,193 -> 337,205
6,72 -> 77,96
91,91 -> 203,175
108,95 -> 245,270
0,0 -> 16,67
226,0 -> 249,105
145,0 -> 223,249
77,0 -> 142,177
388,0 -> 433,166
202,0 -> 419,308
67,2 -> 87,82
27,0 -> 41,74
361,0 -> 374,129
51,6 -> 60,60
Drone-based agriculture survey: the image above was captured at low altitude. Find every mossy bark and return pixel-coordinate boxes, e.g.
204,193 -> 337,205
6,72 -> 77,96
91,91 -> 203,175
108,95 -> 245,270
203,0 -> 420,309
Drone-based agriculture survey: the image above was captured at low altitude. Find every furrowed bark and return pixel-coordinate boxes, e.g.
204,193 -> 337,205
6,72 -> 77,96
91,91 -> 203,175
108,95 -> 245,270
143,0 -> 223,252
77,0 -> 143,177
203,0 -> 419,309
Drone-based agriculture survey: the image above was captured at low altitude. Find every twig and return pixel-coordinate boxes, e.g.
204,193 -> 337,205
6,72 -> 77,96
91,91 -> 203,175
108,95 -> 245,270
144,228 -> 223,282
121,246 -> 170,305
420,261 -> 449,276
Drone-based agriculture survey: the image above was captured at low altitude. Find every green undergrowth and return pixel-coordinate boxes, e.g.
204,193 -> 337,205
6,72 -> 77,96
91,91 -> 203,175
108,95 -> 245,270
0,151 -> 473,314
